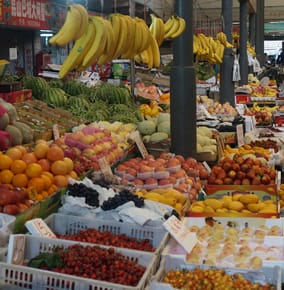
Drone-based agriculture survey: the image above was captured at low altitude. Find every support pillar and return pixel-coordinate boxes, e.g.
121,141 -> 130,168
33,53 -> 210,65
249,13 -> 256,46
239,0 -> 248,85
255,0 -> 264,66
170,0 -> 196,158
220,0 -> 234,105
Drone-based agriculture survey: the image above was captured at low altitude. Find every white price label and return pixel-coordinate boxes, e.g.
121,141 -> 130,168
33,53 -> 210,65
25,218 -> 56,238
53,124 -> 60,140
98,157 -> 114,177
202,161 -> 211,174
236,124 -> 244,147
7,235 -> 26,265
163,215 -> 198,253
130,130 -> 148,158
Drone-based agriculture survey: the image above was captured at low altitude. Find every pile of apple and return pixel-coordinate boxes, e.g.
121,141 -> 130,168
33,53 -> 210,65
208,155 -> 276,186
116,152 -> 208,201
54,124 -> 124,175
245,109 -> 272,125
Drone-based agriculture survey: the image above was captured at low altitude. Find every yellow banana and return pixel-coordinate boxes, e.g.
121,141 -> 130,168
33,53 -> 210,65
121,15 -> 136,59
49,5 -> 82,46
217,32 -> 233,49
110,14 -> 128,59
164,16 -> 175,35
169,16 -> 186,39
150,14 -> 165,47
136,17 -> 152,53
72,4 -> 89,40
164,16 -> 180,39
140,50 -> 150,65
97,18 -> 116,65
82,16 -> 107,68
58,17 -> 96,78
149,35 -> 161,68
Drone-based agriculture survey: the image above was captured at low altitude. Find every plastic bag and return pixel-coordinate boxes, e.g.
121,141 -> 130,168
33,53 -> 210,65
233,55 -> 241,82
0,213 -> 16,247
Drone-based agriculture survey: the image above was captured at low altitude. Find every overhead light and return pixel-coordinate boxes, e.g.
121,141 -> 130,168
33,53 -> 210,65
40,33 -> 53,37
40,30 -> 53,33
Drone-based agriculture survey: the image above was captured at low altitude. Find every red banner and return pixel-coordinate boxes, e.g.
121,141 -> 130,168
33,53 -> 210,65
0,0 -> 52,29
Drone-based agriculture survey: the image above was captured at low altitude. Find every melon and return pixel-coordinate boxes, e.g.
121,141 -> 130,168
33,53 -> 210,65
5,125 -> 23,145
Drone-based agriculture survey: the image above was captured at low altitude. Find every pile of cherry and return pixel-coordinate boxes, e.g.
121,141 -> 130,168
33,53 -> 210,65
28,244 -> 146,286
56,228 -> 156,252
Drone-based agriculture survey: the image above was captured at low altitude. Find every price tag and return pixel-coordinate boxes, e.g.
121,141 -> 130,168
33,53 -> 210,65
163,215 -> 198,253
7,234 -> 26,265
236,124 -> 244,147
130,130 -> 148,158
52,124 -> 60,140
202,161 -> 211,174
25,218 -> 56,238
98,157 -> 114,177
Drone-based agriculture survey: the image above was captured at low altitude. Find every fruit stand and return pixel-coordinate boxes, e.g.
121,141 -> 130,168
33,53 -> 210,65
0,3 -> 284,290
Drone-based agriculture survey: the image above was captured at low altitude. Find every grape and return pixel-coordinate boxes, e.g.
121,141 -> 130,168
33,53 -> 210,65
101,189 -> 144,211
67,183 -> 100,207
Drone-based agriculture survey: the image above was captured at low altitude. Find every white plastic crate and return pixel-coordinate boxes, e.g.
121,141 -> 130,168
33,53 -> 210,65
44,213 -> 169,255
149,255 -> 282,290
0,247 -> 7,261
0,235 -> 157,290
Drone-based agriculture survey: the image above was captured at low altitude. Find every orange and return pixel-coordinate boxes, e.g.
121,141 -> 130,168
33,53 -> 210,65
10,159 -> 27,174
41,190 -> 49,198
42,171 -> 54,183
34,142 -> 49,159
5,147 -> 23,161
63,157 -> 74,173
47,184 -> 58,195
35,194 -> 44,201
0,154 -> 13,170
51,160 -> 68,175
25,163 -> 43,178
27,177 -> 45,193
22,152 -> 38,165
12,173 -> 28,188
40,174 -> 53,189
37,159 -> 51,171
53,175 -> 68,188
14,145 -> 27,156
36,139 -> 48,145
0,169 -> 14,184
47,145 -> 64,162
69,170 -> 78,180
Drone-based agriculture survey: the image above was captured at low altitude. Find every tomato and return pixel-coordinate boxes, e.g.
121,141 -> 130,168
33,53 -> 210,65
3,204 -> 20,215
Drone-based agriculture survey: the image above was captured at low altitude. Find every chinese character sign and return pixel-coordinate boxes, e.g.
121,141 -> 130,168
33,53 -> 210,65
1,0 -> 51,29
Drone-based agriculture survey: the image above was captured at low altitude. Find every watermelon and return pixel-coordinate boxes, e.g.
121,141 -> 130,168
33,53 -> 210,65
41,87 -> 67,107
22,76 -> 49,99
62,80 -> 90,96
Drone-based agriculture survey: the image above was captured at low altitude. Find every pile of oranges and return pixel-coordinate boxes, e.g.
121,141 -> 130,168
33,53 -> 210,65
0,140 -> 77,201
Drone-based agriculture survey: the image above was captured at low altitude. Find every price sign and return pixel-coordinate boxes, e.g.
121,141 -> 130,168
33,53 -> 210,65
52,124 -> 60,140
25,218 -> 56,238
130,130 -> 148,158
7,235 -> 26,265
163,215 -> 198,253
236,124 -> 244,147
98,157 -> 114,177
202,161 -> 212,174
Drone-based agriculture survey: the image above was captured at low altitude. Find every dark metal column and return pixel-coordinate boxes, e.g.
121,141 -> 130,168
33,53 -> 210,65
249,13 -> 256,46
220,0 -> 234,105
170,0 -> 196,158
255,0 -> 264,66
239,0 -> 248,85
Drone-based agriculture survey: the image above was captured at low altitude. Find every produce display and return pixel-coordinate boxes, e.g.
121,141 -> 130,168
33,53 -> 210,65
48,3 -> 186,77
161,267 -> 276,289
28,244 -> 146,286
207,156 -> 276,186
56,228 -> 155,252
193,32 -> 233,64
190,194 -> 278,215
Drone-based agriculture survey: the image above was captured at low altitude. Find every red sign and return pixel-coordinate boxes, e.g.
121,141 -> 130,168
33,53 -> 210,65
0,0 -> 51,29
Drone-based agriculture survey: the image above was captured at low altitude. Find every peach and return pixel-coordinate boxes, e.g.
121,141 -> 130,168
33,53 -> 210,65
145,177 -> 158,185
139,165 -> 153,173
158,179 -> 172,186
133,178 -> 144,186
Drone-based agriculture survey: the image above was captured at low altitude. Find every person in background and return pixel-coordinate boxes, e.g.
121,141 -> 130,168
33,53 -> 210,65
276,42 -> 284,65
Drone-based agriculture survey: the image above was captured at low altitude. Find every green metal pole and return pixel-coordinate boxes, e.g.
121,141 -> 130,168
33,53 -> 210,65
170,0 -> 196,158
